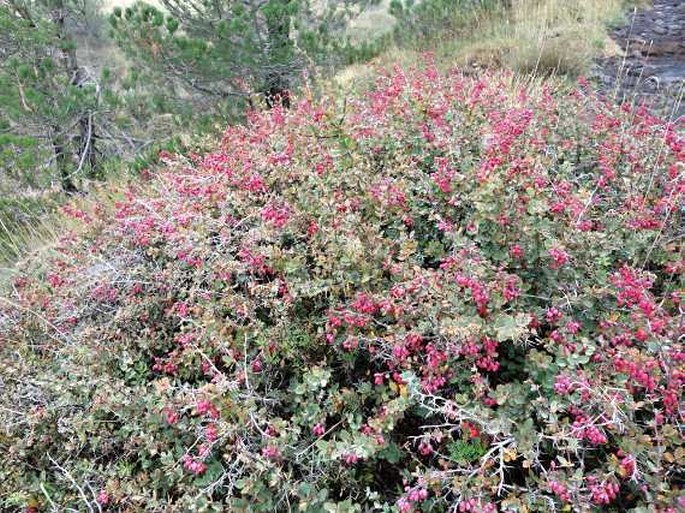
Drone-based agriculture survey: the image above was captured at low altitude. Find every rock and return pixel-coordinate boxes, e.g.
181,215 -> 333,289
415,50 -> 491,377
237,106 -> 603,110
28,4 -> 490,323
628,36 -> 648,45
644,42 -> 683,56
626,64 -> 644,76
642,76 -> 660,92
596,0 -> 685,120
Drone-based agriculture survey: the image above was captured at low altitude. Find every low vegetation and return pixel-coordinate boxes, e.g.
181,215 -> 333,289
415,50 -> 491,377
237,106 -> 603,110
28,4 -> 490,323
0,0 -> 645,264
1,61 -> 682,511
381,0 -> 645,76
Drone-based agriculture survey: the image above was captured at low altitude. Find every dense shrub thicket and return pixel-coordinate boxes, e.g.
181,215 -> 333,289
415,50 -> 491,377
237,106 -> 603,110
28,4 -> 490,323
1,62 -> 683,512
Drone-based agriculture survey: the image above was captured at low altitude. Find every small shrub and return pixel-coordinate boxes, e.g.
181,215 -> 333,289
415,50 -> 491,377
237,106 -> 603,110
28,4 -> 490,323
0,61 -> 683,512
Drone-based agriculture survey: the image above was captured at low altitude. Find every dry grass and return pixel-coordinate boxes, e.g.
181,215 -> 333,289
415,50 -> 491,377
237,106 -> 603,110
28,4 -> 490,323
441,0 -> 638,76
345,0 -> 397,44
333,0 -> 643,91
0,177 -> 130,274
0,196 -> 65,267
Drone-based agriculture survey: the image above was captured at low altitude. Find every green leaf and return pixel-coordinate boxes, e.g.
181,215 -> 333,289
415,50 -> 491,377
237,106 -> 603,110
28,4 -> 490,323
193,460 -> 224,487
493,313 -> 530,342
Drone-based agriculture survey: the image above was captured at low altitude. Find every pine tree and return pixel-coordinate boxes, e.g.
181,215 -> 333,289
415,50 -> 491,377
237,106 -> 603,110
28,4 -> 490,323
0,0 -> 105,192
109,0 -> 382,118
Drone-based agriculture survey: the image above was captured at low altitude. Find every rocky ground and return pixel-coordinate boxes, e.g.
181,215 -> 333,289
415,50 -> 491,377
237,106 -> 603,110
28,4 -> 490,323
596,0 -> 685,122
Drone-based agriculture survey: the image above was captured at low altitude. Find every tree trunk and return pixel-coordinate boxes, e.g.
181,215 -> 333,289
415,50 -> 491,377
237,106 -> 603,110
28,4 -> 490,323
264,0 -> 293,109
79,111 -> 99,179
50,0 -> 99,183
52,126 -> 77,193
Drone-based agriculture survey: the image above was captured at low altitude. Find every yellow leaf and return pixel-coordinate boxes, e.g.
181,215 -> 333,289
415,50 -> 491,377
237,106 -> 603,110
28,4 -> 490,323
504,448 -> 518,462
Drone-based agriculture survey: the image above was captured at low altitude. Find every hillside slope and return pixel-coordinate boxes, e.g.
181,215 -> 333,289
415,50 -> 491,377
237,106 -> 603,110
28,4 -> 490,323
1,63 -> 683,512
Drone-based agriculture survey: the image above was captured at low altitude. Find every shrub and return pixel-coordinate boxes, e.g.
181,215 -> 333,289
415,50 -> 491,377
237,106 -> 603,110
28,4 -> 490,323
0,61 -> 683,512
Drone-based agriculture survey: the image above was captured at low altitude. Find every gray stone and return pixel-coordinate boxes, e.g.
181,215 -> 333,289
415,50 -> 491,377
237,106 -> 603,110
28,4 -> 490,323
597,0 -> 685,119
